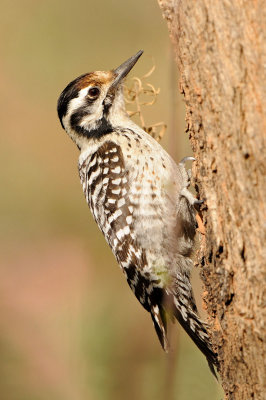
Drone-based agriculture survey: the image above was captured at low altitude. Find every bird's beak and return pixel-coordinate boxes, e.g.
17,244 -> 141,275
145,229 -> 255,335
111,50 -> 143,88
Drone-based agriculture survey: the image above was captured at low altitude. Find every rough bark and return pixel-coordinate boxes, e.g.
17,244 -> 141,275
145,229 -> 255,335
157,1 -> 265,399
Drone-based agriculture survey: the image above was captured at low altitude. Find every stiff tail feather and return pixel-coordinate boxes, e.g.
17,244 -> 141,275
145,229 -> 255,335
172,295 -> 218,378
150,304 -> 169,352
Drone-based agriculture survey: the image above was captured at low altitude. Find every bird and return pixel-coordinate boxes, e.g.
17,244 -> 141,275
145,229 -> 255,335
57,50 -> 218,375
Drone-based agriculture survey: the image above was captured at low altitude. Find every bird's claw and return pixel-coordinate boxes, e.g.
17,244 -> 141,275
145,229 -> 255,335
194,199 -> 204,205
179,156 -> 196,166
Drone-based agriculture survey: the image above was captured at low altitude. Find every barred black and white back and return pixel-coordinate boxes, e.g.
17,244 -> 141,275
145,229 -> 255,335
57,50 -> 218,376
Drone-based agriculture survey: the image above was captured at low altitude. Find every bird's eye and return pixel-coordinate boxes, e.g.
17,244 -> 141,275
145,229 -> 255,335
88,87 -> 100,99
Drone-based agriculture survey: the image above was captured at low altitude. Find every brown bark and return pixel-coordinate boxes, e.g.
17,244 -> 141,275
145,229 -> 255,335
157,1 -> 266,399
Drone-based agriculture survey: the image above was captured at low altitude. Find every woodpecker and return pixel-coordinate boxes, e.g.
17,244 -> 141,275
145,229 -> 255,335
57,50 -> 218,375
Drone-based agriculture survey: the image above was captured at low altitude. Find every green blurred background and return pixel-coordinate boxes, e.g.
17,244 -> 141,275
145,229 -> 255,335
0,1 -> 222,399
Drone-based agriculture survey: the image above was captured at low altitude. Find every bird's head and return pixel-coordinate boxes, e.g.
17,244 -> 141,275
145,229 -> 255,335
57,50 -> 143,149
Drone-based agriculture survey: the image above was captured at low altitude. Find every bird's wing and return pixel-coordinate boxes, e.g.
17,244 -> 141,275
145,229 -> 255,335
79,139 -> 169,348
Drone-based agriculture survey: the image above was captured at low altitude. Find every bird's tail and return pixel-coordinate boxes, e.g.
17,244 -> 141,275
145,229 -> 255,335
150,292 -> 218,377
172,295 -> 218,377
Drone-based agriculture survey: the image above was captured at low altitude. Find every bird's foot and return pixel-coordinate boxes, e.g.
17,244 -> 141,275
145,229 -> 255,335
179,157 -> 195,187
180,188 -> 204,207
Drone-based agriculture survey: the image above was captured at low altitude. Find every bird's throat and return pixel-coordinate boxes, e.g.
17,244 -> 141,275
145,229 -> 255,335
75,115 -> 113,140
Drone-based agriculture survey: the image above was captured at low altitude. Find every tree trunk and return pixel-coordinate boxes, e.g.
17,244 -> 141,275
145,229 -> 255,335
157,1 -> 265,399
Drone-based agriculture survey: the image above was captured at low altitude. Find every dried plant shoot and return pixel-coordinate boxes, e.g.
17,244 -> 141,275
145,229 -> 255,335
124,63 -> 166,142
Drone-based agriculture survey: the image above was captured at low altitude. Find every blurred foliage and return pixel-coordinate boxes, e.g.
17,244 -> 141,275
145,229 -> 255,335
0,0 -> 222,399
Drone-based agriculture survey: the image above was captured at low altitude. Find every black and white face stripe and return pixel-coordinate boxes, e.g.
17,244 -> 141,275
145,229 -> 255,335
57,73 -> 89,128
